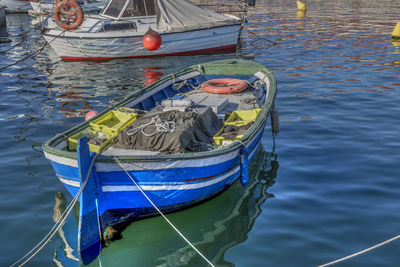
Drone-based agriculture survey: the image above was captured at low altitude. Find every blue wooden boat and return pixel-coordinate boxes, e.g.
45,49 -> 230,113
42,59 -> 278,264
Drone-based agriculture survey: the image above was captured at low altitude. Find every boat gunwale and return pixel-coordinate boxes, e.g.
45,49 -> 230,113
42,59 -> 277,163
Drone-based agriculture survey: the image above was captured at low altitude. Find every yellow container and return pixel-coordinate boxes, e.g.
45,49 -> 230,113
214,109 -> 261,146
89,108 -> 137,138
68,107 -> 137,153
224,109 -> 261,126
68,129 -> 116,153
213,132 -> 244,146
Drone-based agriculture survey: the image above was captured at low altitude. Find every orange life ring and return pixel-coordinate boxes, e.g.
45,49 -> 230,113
201,78 -> 248,94
53,0 -> 83,31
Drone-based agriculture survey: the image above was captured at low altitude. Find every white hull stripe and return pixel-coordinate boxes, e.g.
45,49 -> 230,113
96,150 -> 239,172
45,151 -> 78,168
101,165 -> 240,192
58,166 -> 239,191
47,148 -> 239,171
59,177 -> 80,187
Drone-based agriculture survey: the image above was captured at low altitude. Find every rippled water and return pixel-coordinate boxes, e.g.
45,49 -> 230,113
1,0 -> 400,266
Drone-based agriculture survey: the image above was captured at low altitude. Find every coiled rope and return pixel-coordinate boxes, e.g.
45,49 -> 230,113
319,234 -> 400,267
113,157 -> 215,267
11,153 -> 98,267
126,115 -> 176,137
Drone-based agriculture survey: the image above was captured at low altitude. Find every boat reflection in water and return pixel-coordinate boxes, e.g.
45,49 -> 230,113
36,57 -> 169,121
143,67 -> 163,85
52,192 -> 79,266
52,145 -> 278,266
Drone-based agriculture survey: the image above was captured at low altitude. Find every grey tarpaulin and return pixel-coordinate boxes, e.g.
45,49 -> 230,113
113,108 -> 222,154
156,0 -> 240,32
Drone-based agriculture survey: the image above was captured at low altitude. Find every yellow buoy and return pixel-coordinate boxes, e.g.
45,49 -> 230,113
297,1 -> 306,11
297,10 -> 305,18
392,22 -> 400,40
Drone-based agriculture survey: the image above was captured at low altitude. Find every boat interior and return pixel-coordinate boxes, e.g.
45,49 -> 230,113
57,71 -> 268,156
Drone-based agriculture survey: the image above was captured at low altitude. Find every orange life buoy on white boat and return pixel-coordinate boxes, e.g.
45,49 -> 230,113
201,78 -> 248,94
53,0 -> 83,31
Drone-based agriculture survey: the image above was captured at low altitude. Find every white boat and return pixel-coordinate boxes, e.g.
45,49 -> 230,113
0,0 -> 31,12
42,0 -> 243,61
29,0 -> 105,16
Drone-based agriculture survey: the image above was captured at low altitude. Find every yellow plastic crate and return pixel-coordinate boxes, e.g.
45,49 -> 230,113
224,108 -> 261,126
68,107 -> 137,153
214,109 -> 261,146
68,129 -> 116,153
213,132 -> 244,146
89,108 -> 137,138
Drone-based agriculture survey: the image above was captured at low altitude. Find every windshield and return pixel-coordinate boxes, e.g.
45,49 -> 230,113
102,0 -> 155,19
123,0 -> 156,17
102,0 -> 127,18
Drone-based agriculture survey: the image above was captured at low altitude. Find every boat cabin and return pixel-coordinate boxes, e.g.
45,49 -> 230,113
100,0 -> 156,20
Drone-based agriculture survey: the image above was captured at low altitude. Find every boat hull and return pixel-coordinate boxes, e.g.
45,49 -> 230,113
43,24 -> 241,60
45,126 -> 264,227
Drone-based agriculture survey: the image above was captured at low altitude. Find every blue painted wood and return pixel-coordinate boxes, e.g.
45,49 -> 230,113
240,145 -> 249,186
77,136 -> 102,265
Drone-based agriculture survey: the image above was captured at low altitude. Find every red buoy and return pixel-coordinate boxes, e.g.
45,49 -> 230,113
142,28 -> 162,51
85,110 -> 98,121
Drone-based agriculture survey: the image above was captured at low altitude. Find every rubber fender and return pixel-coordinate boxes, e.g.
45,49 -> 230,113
271,109 -> 280,135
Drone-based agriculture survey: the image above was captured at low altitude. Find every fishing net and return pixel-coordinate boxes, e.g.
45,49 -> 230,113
112,108 -> 222,153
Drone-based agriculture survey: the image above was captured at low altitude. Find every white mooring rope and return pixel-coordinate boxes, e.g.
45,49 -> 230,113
319,234 -> 400,267
11,153 -> 98,267
113,157 -> 215,267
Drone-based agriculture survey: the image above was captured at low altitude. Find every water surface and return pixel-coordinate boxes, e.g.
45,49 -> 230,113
0,0 -> 400,266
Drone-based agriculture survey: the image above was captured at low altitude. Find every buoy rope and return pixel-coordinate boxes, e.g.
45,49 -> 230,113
247,30 -> 277,45
0,30 -> 65,72
319,234 -> 400,267
11,153 -> 98,267
113,157 -> 216,267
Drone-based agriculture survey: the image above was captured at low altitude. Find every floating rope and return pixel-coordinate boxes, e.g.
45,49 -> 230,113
11,153 -> 98,267
113,157 -> 215,267
247,30 -> 278,47
0,30 -> 65,72
319,234 -> 400,267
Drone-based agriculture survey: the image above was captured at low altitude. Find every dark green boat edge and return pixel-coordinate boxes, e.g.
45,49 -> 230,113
42,58 -> 277,162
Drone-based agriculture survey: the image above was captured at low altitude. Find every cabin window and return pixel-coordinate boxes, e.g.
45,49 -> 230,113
102,22 -> 137,31
102,0 -> 127,18
122,0 -> 156,17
